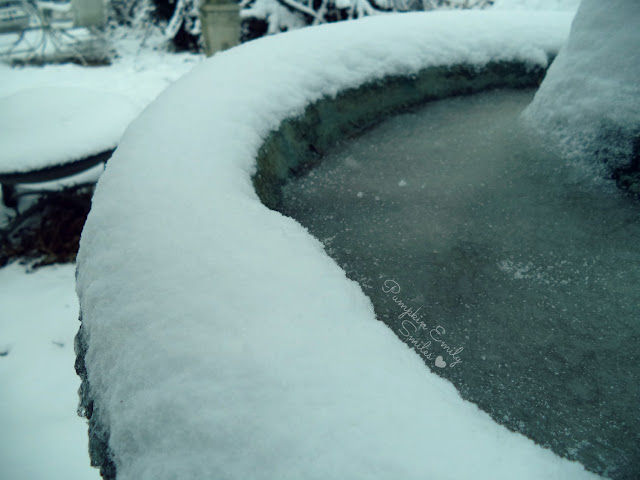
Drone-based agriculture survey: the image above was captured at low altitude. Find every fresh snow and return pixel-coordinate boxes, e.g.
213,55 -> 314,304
0,47 -> 203,175
0,47 -> 203,103
0,87 -> 139,173
76,10 -> 601,480
0,264 -> 99,480
492,0 -> 579,11
523,0 -> 640,171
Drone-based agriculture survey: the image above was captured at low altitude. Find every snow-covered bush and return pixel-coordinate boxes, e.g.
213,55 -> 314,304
105,0 -> 201,51
105,0 -> 493,51
240,0 -> 494,41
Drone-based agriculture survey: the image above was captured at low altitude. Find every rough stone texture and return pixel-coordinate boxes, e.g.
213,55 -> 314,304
75,319 -> 117,480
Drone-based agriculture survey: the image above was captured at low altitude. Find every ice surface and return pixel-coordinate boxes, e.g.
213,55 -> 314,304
281,89 -> 640,478
0,87 -> 140,173
523,0 -> 640,172
76,11 -> 599,480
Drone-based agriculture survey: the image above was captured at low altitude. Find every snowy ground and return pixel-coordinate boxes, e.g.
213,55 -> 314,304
0,2 -> 581,479
0,264 -> 98,480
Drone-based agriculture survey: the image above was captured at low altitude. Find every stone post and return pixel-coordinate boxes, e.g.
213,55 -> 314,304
199,0 -> 241,56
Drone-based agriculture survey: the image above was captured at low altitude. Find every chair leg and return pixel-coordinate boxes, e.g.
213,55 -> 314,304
1,184 -> 17,209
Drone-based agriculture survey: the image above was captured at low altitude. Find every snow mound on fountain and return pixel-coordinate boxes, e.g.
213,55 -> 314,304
523,0 -> 640,172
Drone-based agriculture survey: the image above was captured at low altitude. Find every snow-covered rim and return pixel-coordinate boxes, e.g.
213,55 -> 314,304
75,11 -> 599,480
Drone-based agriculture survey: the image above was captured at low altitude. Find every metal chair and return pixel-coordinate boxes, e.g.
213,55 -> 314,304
0,0 -> 109,64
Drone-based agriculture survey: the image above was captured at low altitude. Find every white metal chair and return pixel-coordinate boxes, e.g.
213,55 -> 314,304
0,0 -> 108,64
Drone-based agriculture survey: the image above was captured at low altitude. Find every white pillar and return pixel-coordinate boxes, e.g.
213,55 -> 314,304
199,0 -> 241,56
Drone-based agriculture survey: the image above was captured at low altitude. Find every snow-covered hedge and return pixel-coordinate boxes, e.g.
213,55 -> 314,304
75,10 -> 601,480
239,0 -> 493,40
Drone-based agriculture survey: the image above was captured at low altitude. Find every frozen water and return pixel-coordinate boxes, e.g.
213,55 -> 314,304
282,89 -> 640,479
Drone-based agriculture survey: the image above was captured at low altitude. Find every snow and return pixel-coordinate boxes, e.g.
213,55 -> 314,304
0,264 -> 99,480
491,0 -> 579,11
0,87 -> 139,173
75,10 -> 601,480
241,0 -> 307,35
0,37 -> 203,480
0,47 -> 203,175
0,45 -> 202,103
242,0 -> 574,43
523,0 -> 640,171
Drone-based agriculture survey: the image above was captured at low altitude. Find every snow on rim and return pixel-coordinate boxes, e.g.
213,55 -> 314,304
76,11 -> 600,480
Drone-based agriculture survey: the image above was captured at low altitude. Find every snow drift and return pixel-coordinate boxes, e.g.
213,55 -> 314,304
75,10 -> 601,480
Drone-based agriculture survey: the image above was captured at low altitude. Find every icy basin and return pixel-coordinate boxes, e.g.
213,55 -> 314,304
281,88 -> 640,479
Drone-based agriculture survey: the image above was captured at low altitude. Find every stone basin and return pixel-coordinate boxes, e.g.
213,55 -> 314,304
74,11 -> 610,480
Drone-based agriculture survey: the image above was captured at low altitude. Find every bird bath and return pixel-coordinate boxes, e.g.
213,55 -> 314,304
74,9 -> 635,480
279,88 -> 640,479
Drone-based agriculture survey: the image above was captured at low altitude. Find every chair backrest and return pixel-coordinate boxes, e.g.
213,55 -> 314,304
0,1 -> 31,33
71,0 -> 105,27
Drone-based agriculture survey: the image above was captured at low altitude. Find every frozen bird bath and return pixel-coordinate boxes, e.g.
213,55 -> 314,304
280,88 -> 640,478
74,7 -> 637,480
